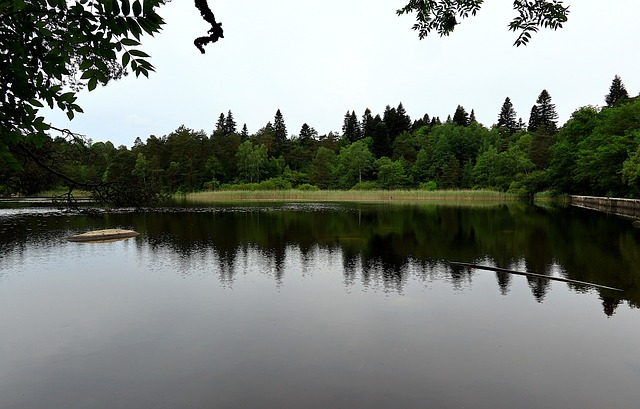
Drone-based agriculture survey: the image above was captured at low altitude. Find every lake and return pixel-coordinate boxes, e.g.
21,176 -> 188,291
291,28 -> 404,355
1,202 -> 639,409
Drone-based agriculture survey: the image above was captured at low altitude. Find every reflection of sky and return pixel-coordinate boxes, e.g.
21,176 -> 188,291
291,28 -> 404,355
1,233 -> 640,408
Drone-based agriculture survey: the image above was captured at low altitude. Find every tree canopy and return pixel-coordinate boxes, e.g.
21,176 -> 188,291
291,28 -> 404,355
397,0 -> 570,46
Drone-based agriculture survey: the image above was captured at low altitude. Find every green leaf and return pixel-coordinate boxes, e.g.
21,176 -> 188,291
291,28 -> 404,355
80,69 -> 97,80
132,0 -> 141,16
88,77 -> 98,91
111,0 -> 120,15
121,0 -> 130,16
120,38 -> 139,46
79,59 -> 93,70
121,51 -> 131,67
128,49 -> 149,58
29,99 -> 44,108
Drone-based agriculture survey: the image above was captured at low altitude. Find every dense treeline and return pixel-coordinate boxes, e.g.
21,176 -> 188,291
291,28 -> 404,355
2,76 -> 639,200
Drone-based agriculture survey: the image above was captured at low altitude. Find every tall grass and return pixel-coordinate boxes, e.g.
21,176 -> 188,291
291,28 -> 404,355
182,189 -> 519,203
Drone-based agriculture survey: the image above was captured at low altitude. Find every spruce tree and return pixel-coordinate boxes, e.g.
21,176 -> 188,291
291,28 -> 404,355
273,109 -> 287,143
396,102 -> 412,134
240,124 -> 249,139
214,112 -> 226,135
452,105 -> 469,126
497,97 -> 518,134
383,105 -> 398,136
362,108 -> 374,137
605,75 -> 629,107
469,109 -> 476,124
299,123 -> 317,144
224,110 -> 237,135
533,89 -> 558,134
342,111 -> 361,142
528,105 -> 541,133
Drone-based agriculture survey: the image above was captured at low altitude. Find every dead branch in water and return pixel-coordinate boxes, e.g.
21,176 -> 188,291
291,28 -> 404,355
450,261 -> 623,292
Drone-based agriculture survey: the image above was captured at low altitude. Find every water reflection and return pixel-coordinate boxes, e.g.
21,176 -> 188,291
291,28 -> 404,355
1,203 -> 639,315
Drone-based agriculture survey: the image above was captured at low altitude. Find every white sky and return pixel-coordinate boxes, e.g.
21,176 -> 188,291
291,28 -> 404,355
47,0 -> 640,146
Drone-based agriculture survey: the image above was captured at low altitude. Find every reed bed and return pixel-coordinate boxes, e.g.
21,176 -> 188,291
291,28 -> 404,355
183,189 -> 519,203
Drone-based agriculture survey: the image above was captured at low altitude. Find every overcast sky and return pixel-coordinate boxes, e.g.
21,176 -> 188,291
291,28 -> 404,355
47,0 -> 640,147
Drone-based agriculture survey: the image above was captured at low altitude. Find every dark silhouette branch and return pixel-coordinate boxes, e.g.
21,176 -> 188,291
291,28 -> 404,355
193,0 -> 224,53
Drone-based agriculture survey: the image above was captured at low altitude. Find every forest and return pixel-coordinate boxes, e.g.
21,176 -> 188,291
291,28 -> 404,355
2,76 -> 639,202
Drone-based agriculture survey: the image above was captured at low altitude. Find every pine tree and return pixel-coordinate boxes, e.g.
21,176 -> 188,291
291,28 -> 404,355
273,109 -> 287,143
452,105 -> 469,126
224,110 -> 237,135
497,97 -> 518,134
605,75 -> 629,107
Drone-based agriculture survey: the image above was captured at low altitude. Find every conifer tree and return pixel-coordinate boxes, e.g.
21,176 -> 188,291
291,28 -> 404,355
362,108 -> 374,137
395,102 -> 412,134
224,110 -> 237,135
273,109 -> 287,143
469,109 -> 476,124
342,111 -> 361,142
532,89 -> 558,134
528,106 -> 541,133
383,105 -> 398,135
412,113 -> 431,131
452,105 -> 469,126
497,97 -> 518,134
240,124 -> 249,139
605,75 -> 629,107
214,112 -> 226,135
299,123 -> 317,144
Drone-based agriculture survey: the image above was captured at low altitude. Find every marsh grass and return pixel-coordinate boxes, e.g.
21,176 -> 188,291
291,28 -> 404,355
182,189 -> 519,204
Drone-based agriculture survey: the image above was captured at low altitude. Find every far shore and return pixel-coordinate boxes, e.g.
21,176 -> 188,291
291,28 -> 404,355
179,189 -> 521,203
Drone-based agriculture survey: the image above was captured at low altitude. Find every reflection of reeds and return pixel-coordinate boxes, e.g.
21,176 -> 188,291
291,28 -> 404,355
182,189 -> 519,203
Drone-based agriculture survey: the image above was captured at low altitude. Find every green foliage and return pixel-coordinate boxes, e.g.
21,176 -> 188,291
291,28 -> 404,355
351,181 -> 380,190
420,181 -> 438,191
334,139 -> 375,189
397,0 -> 569,46
376,157 -> 411,189
605,75 -> 630,107
236,141 -> 268,183
0,0 -> 164,166
296,183 -> 320,191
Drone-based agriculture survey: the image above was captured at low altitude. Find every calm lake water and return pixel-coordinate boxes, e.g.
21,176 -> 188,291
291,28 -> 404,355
1,202 -> 639,409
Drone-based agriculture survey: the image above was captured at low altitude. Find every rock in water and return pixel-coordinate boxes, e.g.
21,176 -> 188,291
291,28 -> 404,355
67,229 -> 139,242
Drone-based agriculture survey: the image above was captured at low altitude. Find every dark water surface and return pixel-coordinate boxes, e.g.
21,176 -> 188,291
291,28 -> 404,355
1,202 -> 639,409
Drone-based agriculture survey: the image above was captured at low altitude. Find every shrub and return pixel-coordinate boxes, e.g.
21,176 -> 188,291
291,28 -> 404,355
420,181 -> 438,191
296,183 -> 320,191
351,181 -> 379,190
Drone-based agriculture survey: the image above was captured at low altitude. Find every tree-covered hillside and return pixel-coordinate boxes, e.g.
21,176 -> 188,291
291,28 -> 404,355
2,78 -> 639,202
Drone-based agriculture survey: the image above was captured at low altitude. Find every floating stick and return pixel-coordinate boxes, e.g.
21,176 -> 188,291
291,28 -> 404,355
450,261 -> 623,292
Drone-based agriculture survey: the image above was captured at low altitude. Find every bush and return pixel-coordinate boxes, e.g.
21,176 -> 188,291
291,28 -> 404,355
351,181 -> 379,190
420,181 -> 438,191
296,183 -> 320,191
259,177 -> 292,190
203,179 -> 220,191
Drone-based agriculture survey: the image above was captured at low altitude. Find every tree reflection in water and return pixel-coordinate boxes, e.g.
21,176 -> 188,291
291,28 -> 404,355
1,202 -> 639,315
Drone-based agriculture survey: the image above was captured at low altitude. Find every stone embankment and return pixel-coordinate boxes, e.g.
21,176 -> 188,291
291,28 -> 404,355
570,195 -> 640,221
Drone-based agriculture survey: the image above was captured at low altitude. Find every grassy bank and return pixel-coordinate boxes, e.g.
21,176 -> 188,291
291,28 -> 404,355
182,189 -> 519,203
